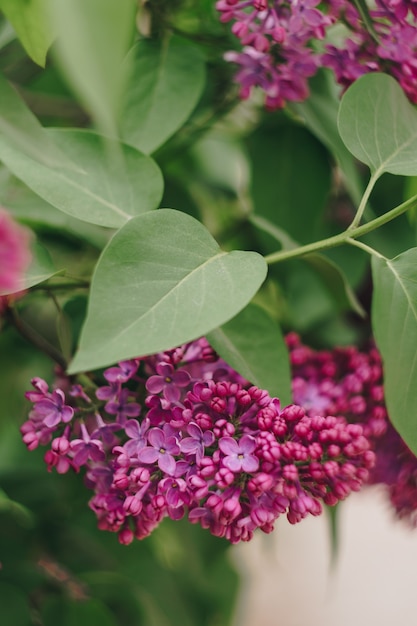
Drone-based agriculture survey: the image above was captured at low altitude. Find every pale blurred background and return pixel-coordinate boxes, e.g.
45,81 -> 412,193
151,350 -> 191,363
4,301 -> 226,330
231,488 -> 417,626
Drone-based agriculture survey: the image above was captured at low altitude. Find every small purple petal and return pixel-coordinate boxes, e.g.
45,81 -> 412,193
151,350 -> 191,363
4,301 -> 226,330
138,447 -> 159,464
219,437 -> 239,455
158,453 -> 176,475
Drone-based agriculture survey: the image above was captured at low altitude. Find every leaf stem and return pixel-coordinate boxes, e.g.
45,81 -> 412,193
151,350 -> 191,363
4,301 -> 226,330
351,0 -> 381,43
265,192 -> 417,265
345,237 -> 386,260
348,171 -> 378,229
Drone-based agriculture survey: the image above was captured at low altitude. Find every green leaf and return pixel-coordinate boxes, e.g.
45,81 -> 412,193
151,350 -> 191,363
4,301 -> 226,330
121,35 -> 205,154
338,73 -> 417,177
48,0 -> 137,135
207,303 -> 292,404
0,72 -> 76,170
293,69 -> 362,205
68,210 -> 267,373
0,129 -> 163,228
305,253 -> 366,318
0,583 -> 31,626
0,0 -> 53,66
371,248 -> 417,454
247,121 -> 331,244
42,598 -> 117,626
0,239 -> 58,296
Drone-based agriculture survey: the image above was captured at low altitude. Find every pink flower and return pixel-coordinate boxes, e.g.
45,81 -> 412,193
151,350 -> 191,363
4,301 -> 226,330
0,208 -> 31,295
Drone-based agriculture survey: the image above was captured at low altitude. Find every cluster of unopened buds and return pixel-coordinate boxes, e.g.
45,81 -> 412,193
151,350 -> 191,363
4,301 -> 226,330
217,0 -> 417,108
21,338 -> 375,545
287,333 -> 417,526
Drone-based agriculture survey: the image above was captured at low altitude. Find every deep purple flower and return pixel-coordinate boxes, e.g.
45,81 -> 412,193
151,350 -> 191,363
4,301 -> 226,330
103,359 -> 140,384
105,388 -> 141,424
70,423 -> 105,467
219,435 -> 259,473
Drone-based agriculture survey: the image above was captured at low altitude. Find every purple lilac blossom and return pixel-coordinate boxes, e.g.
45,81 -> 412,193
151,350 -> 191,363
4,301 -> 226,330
217,0 -> 417,108
287,332 -> 417,527
21,337 -> 374,545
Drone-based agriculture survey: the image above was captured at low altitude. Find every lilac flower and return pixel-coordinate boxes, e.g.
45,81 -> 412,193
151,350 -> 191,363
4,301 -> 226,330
123,417 -> 150,457
70,423 -> 105,468
180,422 -> 215,461
105,388 -> 141,424
146,362 -> 191,402
31,389 -> 74,428
219,435 -> 259,473
0,208 -> 31,295
103,359 -> 139,384
138,427 -> 180,475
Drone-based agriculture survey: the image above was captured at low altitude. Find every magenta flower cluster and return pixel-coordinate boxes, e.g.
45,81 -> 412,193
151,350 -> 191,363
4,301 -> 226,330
287,332 -> 417,526
0,208 -> 31,297
21,338 -> 374,545
217,0 -> 417,108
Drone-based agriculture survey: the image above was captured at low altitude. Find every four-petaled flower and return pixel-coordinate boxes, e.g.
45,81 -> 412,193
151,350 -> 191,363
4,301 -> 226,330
180,422 -> 215,462
219,435 -> 259,473
138,427 -> 180,475
146,362 -> 191,402
32,389 -> 74,428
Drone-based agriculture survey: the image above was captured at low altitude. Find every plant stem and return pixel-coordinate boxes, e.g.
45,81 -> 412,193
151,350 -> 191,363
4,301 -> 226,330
345,237 -> 386,259
351,0 -> 380,43
348,171 -> 378,229
265,192 -> 417,265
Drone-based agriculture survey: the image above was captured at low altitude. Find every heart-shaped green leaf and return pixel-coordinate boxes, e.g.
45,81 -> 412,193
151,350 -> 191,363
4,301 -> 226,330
372,247 -> 417,454
68,210 -> 267,373
338,73 -> 417,177
207,303 -> 292,404
121,36 -> 206,154
0,129 -> 163,228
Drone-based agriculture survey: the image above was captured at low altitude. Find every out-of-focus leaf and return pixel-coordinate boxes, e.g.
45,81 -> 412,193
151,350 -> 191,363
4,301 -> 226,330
41,598 -> 117,626
294,69 -> 362,204
338,73 -> 417,178
207,303 -> 292,404
305,253 -> 366,317
251,214 -> 364,316
0,129 -> 163,228
372,248 -> 417,455
0,72 -> 76,170
122,35 -> 205,154
68,209 -> 267,373
0,173 -> 111,249
247,121 -> 331,244
0,582 -> 31,626
48,0 -> 137,136
0,0 -> 53,66
0,239 -> 59,296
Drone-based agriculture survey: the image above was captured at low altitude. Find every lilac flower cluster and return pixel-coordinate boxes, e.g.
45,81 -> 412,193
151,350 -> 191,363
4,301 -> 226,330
21,338 -> 374,544
0,208 -> 31,305
217,0 -> 417,108
287,333 -> 417,526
